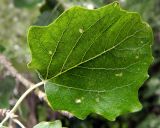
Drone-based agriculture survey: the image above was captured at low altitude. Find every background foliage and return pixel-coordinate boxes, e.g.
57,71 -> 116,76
0,0 -> 160,128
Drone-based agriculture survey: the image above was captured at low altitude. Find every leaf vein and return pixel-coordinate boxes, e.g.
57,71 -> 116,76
52,82 -> 134,93
49,28 -> 145,80
60,9 -> 118,72
45,16 -> 73,79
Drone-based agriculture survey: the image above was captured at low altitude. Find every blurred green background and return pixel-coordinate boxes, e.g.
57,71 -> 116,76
0,0 -> 160,128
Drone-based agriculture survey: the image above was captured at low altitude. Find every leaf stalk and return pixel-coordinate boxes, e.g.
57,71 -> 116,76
0,81 -> 45,127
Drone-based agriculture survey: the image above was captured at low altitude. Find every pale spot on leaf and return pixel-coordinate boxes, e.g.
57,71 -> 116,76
135,56 -> 139,59
96,97 -> 100,102
49,51 -> 52,55
115,72 -> 123,77
75,99 -> 82,104
79,28 -> 84,33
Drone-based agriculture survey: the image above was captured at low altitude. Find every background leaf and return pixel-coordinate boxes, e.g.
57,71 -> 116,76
0,76 -> 15,108
33,120 -> 62,128
28,2 -> 153,121
13,0 -> 43,8
0,45 -> 5,53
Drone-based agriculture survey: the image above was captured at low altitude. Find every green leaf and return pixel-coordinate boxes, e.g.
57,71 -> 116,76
33,120 -> 62,128
0,126 -> 9,128
28,2 -> 153,120
137,114 -> 160,128
13,0 -> 43,8
0,45 -> 5,53
0,76 -> 15,108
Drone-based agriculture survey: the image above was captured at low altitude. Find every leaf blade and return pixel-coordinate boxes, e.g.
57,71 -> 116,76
28,2 -> 153,120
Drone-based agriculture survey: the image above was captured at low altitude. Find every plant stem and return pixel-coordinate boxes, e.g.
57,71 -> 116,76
0,54 -> 46,100
13,119 -> 26,128
0,81 -> 45,127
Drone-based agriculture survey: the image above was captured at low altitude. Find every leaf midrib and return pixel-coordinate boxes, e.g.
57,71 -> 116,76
59,9 -> 119,72
45,8 -> 119,79
47,28 -> 144,81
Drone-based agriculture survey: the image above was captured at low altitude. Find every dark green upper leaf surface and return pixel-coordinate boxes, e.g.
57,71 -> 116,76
28,2 -> 153,120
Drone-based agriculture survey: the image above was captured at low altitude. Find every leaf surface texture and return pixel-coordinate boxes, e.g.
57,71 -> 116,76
28,2 -> 153,120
